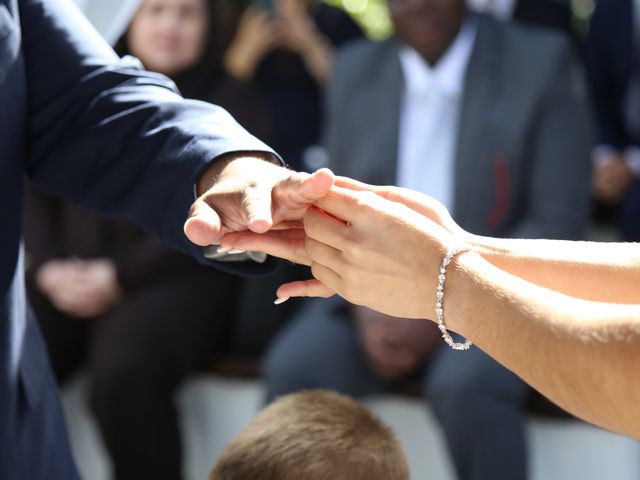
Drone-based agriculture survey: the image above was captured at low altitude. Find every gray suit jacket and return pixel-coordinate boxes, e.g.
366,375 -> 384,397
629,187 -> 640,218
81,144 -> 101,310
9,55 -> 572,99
325,15 -> 593,239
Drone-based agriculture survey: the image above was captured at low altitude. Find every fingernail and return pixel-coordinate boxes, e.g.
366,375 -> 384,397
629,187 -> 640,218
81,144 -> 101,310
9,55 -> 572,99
274,297 -> 290,305
216,247 -> 232,255
229,249 -> 245,255
248,215 -> 266,224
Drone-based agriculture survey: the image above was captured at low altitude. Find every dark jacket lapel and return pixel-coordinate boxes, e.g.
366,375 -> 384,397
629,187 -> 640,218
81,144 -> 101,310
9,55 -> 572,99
454,15 -> 503,219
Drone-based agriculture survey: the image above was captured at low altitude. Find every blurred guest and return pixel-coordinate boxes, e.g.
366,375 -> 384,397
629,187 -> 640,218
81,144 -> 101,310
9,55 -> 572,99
114,0 -> 273,141
216,0 -> 363,353
24,1 -> 264,479
586,0 -> 640,241
223,0 -> 362,170
263,1 -> 592,480
209,390 -> 409,480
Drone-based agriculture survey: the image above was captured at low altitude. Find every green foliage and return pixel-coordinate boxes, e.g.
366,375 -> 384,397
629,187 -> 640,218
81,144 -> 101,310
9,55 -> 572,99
325,0 -> 599,40
324,0 -> 393,39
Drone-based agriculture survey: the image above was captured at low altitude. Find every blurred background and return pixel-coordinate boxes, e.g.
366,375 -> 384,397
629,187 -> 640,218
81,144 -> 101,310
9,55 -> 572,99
26,0 -> 640,479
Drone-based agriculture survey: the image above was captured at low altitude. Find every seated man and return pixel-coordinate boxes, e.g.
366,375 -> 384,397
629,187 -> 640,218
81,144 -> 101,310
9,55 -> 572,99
264,1 -> 592,480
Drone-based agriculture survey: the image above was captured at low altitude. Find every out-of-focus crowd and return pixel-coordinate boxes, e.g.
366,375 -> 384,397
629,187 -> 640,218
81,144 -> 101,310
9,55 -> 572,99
23,1 -> 640,479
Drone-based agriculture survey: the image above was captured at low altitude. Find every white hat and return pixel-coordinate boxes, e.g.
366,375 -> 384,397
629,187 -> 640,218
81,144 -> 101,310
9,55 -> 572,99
74,0 -> 140,45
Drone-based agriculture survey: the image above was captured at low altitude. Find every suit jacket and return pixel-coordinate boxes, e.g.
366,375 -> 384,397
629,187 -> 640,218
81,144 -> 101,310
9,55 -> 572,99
585,0 -> 636,148
325,14 -> 593,239
513,0 -> 573,37
0,0 -> 273,477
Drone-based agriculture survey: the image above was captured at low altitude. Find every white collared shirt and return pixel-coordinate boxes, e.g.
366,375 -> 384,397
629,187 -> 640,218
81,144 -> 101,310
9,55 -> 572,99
466,0 -> 517,20
396,20 -> 477,212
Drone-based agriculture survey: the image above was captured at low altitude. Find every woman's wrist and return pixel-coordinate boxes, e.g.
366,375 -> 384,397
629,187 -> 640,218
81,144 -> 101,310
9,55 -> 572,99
432,249 -> 483,339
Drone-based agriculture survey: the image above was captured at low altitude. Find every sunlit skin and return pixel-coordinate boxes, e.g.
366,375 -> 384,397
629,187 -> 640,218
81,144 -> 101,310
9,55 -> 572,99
219,179 -> 640,438
184,159 -> 335,247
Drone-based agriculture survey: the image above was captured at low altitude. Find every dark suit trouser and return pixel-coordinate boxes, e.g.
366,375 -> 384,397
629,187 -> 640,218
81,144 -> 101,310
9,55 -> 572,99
27,270 -> 239,480
264,298 -> 529,480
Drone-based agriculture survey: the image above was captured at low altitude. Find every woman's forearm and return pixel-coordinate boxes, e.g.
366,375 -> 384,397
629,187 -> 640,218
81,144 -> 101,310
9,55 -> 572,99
446,252 -> 640,438
466,236 -> 640,303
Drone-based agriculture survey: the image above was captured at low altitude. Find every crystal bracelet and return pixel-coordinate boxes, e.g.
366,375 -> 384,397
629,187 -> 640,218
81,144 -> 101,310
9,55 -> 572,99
436,246 -> 473,351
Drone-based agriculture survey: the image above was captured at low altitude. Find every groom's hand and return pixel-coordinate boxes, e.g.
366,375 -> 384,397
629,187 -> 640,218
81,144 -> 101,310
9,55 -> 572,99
184,153 -> 335,246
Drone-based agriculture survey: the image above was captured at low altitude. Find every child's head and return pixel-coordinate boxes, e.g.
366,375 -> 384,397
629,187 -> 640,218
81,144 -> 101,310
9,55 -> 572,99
209,390 -> 409,480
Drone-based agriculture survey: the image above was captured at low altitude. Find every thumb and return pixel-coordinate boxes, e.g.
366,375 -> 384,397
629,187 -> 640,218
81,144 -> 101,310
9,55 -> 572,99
184,199 -> 223,246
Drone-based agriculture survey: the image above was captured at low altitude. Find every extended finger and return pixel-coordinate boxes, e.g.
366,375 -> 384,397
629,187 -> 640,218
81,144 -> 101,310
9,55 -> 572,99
305,237 -> 344,274
303,207 -> 350,252
276,279 -> 335,299
275,168 -> 335,209
313,186 -> 385,225
221,229 -> 311,265
310,262 -> 342,296
334,176 -> 383,193
184,199 -> 223,246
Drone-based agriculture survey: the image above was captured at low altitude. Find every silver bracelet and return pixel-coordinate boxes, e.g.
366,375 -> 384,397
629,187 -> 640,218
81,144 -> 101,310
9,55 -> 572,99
436,246 -> 473,351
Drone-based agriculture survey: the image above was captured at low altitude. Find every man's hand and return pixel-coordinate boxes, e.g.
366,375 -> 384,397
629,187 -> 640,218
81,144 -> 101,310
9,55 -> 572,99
354,306 -> 441,379
184,155 -> 335,247
36,258 -> 122,318
593,152 -> 635,204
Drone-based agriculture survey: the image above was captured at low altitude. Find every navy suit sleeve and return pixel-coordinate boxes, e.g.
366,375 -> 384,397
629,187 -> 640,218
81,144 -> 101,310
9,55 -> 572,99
20,0 -> 276,263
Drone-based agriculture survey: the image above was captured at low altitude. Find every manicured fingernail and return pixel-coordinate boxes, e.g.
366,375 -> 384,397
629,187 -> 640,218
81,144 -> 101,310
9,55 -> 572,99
274,297 -> 290,305
248,215 -> 267,224
216,247 -> 232,255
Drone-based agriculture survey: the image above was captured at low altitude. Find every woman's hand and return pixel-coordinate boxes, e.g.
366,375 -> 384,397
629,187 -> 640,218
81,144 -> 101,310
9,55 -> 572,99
221,178 -> 463,262
224,6 -> 278,81
334,177 -> 465,237
220,181 -> 466,318
280,187 -> 456,318
275,0 -> 333,84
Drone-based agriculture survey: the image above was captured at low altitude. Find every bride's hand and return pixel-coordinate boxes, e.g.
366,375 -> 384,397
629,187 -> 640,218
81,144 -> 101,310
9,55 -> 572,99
333,176 -> 466,237
280,187 -> 457,318
220,177 -> 465,266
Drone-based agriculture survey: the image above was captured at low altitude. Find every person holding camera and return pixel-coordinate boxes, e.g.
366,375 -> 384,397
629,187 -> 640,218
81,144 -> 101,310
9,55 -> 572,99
223,0 -> 362,171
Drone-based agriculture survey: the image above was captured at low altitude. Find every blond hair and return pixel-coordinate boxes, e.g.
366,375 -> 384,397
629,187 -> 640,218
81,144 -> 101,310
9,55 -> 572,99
210,390 -> 409,480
